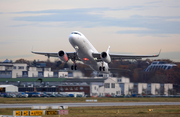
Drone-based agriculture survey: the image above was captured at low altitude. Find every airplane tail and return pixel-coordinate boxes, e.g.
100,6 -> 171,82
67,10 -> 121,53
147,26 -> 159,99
106,46 -> 110,54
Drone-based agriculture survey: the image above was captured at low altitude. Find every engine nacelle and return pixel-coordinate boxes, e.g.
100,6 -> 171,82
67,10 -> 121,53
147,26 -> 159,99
58,50 -> 68,62
100,52 -> 111,63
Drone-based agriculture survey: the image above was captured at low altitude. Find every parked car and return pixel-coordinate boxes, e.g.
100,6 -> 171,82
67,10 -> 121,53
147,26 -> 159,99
41,94 -> 49,97
105,94 -> 111,97
32,94 -> 40,97
47,94 -> 56,97
55,94 -> 63,97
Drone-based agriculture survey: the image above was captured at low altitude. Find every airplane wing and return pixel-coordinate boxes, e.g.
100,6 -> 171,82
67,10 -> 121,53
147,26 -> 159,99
31,49 -> 81,61
92,50 -> 161,60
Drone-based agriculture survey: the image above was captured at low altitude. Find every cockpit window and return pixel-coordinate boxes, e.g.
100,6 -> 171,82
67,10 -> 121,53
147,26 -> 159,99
71,32 -> 81,36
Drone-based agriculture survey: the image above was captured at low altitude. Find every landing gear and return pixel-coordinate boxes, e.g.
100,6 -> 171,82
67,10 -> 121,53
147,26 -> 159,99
71,65 -> 77,70
70,52 -> 78,71
99,66 -> 102,71
99,66 -> 105,71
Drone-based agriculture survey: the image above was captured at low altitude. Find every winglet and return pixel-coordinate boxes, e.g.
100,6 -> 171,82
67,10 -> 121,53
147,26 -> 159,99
31,46 -> 34,53
158,49 -> 161,55
155,49 -> 161,57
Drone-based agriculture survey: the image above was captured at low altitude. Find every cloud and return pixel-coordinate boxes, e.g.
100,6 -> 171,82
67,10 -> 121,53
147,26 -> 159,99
145,1 -> 163,4
12,8 -> 180,35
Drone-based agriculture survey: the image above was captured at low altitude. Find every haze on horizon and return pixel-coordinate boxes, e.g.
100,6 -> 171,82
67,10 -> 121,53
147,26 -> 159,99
0,0 -> 180,62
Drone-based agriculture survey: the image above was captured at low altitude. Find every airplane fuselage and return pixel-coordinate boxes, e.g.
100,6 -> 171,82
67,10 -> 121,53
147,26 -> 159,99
69,31 -> 109,73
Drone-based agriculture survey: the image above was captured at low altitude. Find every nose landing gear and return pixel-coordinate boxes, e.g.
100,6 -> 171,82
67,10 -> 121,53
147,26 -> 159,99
99,66 -> 105,71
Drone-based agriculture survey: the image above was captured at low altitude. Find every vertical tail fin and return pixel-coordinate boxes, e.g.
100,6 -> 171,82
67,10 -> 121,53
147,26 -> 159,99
106,46 -> 110,54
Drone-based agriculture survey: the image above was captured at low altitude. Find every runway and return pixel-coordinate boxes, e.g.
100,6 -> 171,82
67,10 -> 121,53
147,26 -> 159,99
1,102 -> 180,108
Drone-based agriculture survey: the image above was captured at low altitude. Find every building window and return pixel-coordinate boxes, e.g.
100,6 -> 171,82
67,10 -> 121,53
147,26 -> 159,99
80,87 -> 83,90
104,83 -> 110,88
94,86 -> 96,90
70,87 -> 73,90
75,87 -> 78,90
111,83 -> 115,88
116,91 -> 120,94
118,79 -> 121,82
84,87 -> 88,90
60,87 -> 64,91
18,66 -> 24,69
65,87 -> 68,90
13,66 -> 16,69
111,93 -> 115,95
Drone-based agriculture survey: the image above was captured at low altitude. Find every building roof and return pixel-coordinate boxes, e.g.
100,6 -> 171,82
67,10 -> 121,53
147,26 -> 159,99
0,85 -> 16,87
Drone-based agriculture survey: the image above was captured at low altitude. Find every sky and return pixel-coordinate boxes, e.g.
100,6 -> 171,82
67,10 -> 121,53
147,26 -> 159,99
0,0 -> 180,62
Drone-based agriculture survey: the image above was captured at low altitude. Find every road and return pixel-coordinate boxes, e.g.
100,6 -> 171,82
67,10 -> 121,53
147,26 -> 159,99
1,102 -> 180,108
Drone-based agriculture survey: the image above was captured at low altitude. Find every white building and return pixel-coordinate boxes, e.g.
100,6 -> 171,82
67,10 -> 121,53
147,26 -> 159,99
133,83 -> 147,95
99,78 -> 121,96
0,85 -> 18,92
119,83 -> 134,96
68,71 -> 83,78
0,63 -> 28,78
90,82 -> 103,96
28,67 -> 38,77
160,83 -> 173,95
0,63 -> 58,78
147,83 -> 160,95
90,78 -> 121,96
114,77 -> 130,83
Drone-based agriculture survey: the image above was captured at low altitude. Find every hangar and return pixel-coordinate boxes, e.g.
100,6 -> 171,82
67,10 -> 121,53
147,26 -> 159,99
0,85 -> 18,92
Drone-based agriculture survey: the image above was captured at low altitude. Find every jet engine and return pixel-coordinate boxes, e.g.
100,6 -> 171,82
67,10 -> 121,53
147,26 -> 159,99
100,52 -> 111,63
58,50 -> 68,62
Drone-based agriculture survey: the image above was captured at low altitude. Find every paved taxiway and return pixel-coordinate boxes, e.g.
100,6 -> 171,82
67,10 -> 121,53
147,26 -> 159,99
1,102 -> 180,108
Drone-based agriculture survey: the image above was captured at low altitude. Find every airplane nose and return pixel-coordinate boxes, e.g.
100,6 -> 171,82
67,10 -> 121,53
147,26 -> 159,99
69,34 -> 78,45
69,34 -> 74,44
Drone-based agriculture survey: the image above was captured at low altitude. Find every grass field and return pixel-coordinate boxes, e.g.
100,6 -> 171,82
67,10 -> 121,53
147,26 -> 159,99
0,97 -> 180,104
0,105 -> 180,117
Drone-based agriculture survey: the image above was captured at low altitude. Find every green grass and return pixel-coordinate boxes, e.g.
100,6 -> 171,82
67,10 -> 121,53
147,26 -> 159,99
0,97 -> 180,104
0,78 -> 66,82
1,105 -> 180,117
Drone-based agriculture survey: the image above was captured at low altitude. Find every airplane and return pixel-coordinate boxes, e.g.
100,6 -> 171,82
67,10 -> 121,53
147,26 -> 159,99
31,31 -> 161,73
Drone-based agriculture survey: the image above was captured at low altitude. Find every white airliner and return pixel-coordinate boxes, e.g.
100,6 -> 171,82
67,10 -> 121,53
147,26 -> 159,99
31,31 -> 160,73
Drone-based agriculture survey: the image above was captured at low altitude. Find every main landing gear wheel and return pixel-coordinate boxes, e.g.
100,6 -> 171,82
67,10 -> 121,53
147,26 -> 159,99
71,65 -> 77,70
99,67 -> 105,71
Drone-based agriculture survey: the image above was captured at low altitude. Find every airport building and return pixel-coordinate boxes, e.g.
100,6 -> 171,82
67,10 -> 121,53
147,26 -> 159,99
0,61 -> 175,96
133,83 -> 147,95
99,78 -> 121,96
147,83 -> 161,95
160,83 -> 173,95
0,63 -> 28,78
0,77 -> 174,96
0,85 -> 18,92
144,61 -> 177,72
0,62 -> 68,78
